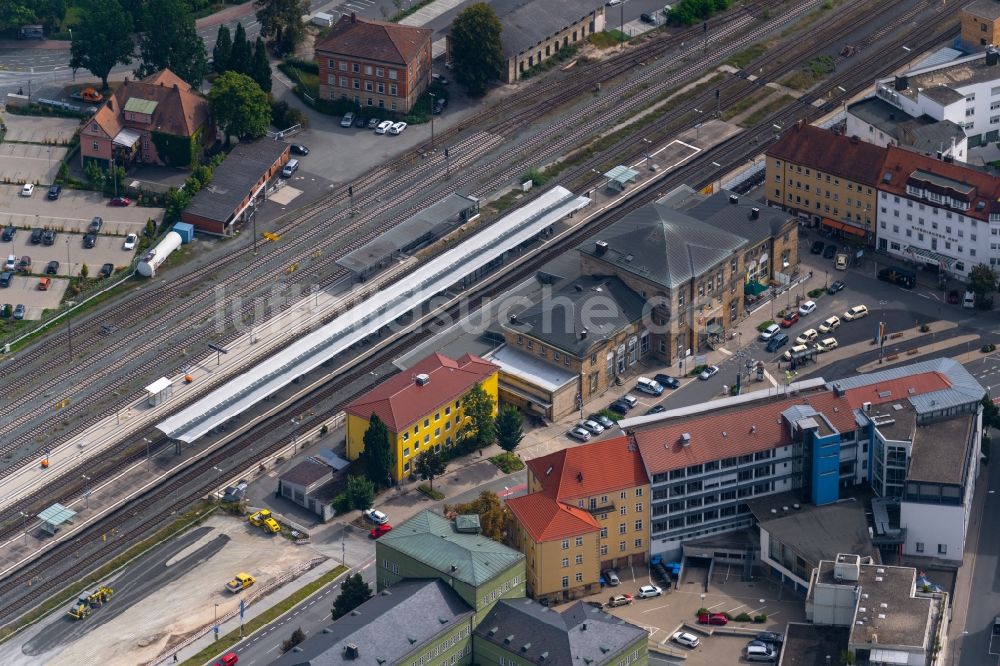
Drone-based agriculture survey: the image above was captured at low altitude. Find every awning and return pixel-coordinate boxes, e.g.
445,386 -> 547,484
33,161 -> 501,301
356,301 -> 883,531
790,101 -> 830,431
821,218 -> 867,238
869,649 -> 910,665
145,377 -> 172,395
744,280 -> 768,295
905,245 -> 954,268
113,128 -> 141,148
38,502 -> 77,536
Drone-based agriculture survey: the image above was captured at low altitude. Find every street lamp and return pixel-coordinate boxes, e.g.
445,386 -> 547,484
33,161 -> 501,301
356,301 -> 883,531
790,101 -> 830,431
428,92 -> 436,151
81,474 -> 91,509
212,465 -> 223,488
19,510 -> 28,546
642,138 -> 653,167
214,603 -> 220,641
619,0 -> 626,49
143,437 -> 152,471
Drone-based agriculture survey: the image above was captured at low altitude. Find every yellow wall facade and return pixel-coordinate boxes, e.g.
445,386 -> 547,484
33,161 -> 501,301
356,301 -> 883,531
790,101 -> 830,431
345,373 -> 499,481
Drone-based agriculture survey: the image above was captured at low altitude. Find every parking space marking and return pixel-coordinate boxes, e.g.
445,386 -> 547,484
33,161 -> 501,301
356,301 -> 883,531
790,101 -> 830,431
726,604 -> 746,614
707,601 -> 727,610
641,603 -> 671,614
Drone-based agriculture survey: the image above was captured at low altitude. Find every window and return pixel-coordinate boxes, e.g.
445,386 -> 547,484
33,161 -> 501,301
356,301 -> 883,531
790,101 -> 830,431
352,63 -> 359,73
376,66 -> 384,77
352,79 -> 360,89
575,536 -> 583,547
619,540 -> 626,551
365,81 -> 373,92
634,538 -> 642,548
600,544 -> 608,556
561,576 -> 569,588
634,519 -> 643,531
915,542 -> 924,552
389,69 -> 398,80
575,555 -> 583,565
562,558 -> 569,568
339,60 -> 348,71
575,572 -> 583,583
635,502 -> 643,513
92,141 -> 99,150
600,527 -> 608,538
561,539 -> 569,549
619,523 -> 627,534
403,447 -> 410,457
938,544 -> 947,555
389,84 -> 398,96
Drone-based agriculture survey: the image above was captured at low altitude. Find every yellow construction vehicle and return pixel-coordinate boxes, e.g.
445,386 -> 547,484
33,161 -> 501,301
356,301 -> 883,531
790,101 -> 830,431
248,509 -> 281,534
66,586 -> 114,620
226,573 -> 256,593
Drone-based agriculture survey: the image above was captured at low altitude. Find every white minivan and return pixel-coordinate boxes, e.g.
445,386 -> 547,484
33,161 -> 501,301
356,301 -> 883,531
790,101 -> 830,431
963,291 -> 976,309
636,377 -> 664,396
281,159 -> 299,178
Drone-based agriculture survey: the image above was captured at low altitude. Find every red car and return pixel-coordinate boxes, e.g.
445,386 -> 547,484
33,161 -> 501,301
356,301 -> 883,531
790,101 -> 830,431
369,523 -> 393,539
947,290 -> 960,305
215,653 -> 238,666
698,613 -> 729,626
109,196 -> 132,207
779,311 -> 799,328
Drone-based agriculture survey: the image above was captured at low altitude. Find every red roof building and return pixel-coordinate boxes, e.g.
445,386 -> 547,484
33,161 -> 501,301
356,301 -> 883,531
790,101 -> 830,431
507,436 -> 650,603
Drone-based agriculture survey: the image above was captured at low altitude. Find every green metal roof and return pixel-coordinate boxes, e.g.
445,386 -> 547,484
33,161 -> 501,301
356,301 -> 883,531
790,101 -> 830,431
124,97 -> 158,115
379,510 -> 524,587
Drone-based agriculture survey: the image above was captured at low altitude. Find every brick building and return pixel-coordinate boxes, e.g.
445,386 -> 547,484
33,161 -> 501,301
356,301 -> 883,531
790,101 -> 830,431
961,0 -> 1000,51
315,13 -> 432,114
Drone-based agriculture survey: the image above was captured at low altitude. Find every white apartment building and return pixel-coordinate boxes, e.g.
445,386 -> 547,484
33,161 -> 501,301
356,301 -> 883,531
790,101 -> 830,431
874,47 -> 1000,149
845,97 -> 967,161
874,145 -> 1000,278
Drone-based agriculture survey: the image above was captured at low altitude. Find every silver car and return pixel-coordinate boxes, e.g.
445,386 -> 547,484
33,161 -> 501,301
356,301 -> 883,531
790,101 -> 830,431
568,426 -> 591,442
579,419 -> 604,435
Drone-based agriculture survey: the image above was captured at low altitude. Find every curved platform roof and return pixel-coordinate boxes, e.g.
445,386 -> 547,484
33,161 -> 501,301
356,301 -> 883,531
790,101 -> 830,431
156,186 -> 589,443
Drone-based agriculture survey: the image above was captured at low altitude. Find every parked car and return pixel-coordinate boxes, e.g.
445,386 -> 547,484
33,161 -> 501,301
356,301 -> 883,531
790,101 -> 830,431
363,508 -> 389,525
818,316 -> 840,333
947,290 -> 960,304
375,120 -> 393,134
698,612 -> 728,625
645,404 -> 666,415
794,328 -> 818,345
42,229 -> 56,245
637,585 -> 662,598
963,290 -> 976,309
835,253 -> 849,270
568,426 -> 592,442
367,117 -> 380,129
20,183 -> 34,197
759,323 -> 781,341
45,260 -> 59,275
779,311 -> 799,327
756,631 -> 785,645
4,254 -> 15,271
289,143 -> 309,155
0,272 -> 10,287
783,344 -> 810,360
109,196 -> 132,206
579,419 -> 604,435
843,304 -> 869,320
12,304 -> 25,320
822,243 -> 837,259
765,333 -> 789,353
827,280 -> 845,294
99,263 -> 114,278
369,523 -> 393,539
607,594 -> 633,607
215,653 -> 238,666
83,234 -> 97,249
654,373 -> 680,389
1,226 -> 15,242
745,643 -> 777,662
432,97 -> 447,114
603,570 -> 620,585
590,413 -> 614,429
640,11 -> 657,23
798,300 -> 817,316
340,112 -> 355,127
621,394 -> 638,408
29,228 -> 43,245
810,240 -> 825,254
635,377 -> 664,396
17,256 -> 30,272
609,399 -> 631,415
672,631 -> 700,648
432,72 -> 449,85
123,233 -> 138,250
698,365 -> 719,380
354,114 -> 368,128
816,337 -> 838,352
88,216 -> 103,233
389,121 -> 408,135
47,185 -> 61,200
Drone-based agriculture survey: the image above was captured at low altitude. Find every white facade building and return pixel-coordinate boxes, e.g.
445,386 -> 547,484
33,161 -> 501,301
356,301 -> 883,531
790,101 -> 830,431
845,96 -> 967,161
874,47 -> 1000,149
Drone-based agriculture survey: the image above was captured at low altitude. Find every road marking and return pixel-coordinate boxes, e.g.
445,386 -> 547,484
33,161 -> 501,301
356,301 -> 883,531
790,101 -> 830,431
747,605 -> 767,614
707,601 -> 727,610
641,603 -> 671,613
726,604 -> 746,613
266,644 -> 280,653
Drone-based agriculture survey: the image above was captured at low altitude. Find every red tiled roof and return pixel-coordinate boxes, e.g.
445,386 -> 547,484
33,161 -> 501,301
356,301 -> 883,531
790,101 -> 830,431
526,435 -> 649,501
766,123 -> 887,186
86,68 -> 210,141
344,352 -> 498,433
634,371 -> 953,473
507,493 -> 599,542
315,14 -> 432,65
879,145 -> 1000,221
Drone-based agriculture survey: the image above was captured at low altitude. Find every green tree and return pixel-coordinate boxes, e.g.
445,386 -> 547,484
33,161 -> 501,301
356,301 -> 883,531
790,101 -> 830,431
69,0 -> 134,91
459,382 -> 496,450
135,0 -> 208,87
449,491 -> 507,541
495,405 -> 523,454
414,450 -> 446,491
331,574 -> 372,620
250,36 -> 273,93
449,3 -> 503,96
84,160 -> 106,189
345,474 -> 375,510
255,0 -> 308,54
79,263 -> 89,279
280,627 -> 306,653
359,414 -> 394,487
213,24 -> 232,75
983,394 -> 1000,430
229,22 -> 252,75
968,263 -> 998,298
208,71 -> 271,144
0,2 -> 36,32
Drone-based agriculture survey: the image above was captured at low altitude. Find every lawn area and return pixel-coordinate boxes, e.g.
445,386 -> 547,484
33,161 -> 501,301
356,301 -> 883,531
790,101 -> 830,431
489,452 -> 525,473
589,30 -> 627,49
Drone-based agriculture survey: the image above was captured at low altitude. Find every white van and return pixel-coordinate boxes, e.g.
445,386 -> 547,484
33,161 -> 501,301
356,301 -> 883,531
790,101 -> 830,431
963,290 -> 976,309
636,377 -> 664,396
281,159 -> 299,178
745,643 -> 777,662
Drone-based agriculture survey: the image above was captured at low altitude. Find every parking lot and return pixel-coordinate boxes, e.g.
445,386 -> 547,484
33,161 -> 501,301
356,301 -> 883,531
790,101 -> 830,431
3,231 -> 136,278
0,185 -> 161,237
571,564 -> 805,664
0,274 -> 69,320
0,143 -> 68,185
1,114 -> 80,144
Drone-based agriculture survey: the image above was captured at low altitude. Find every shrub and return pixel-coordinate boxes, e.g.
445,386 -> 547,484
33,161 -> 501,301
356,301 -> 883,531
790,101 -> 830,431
808,288 -> 824,298
753,614 -> 767,623
722,612 -> 734,621
757,320 -> 776,332
331,493 -> 350,514
982,343 -> 997,353
919,324 -> 930,333
735,612 -> 753,622
696,607 -> 710,616
320,424 -> 329,435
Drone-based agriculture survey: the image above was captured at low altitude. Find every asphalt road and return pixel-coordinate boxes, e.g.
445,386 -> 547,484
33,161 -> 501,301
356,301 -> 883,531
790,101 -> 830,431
959,447 -> 1000,666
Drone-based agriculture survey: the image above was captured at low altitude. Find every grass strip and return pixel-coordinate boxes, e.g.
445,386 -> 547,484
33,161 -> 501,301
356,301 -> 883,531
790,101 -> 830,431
182,564 -> 349,666
418,484 -> 446,500
742,94 -> 795,126
0,502 -> 217,644
489,452 -> 525,473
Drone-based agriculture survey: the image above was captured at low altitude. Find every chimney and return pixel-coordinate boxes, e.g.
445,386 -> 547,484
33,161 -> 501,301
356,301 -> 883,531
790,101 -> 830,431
595,240 -> 608,256
510,314 -> 518,324
988,46 -> 1000,66
750,207 -> 760,220
680,433 -> 691,446
414,373 -> 430,386
344,643 -> 360,659
351,11 -> 357,22
580,329 -> 588,339
894,75 -> 908,91
729,194 -> 739,204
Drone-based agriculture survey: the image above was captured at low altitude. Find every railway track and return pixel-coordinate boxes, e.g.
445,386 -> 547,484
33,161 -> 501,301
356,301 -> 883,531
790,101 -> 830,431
0,10 -> 959,630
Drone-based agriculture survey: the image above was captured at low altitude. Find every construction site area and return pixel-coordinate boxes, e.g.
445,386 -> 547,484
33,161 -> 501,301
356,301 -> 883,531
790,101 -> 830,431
0,513 -> 325,666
